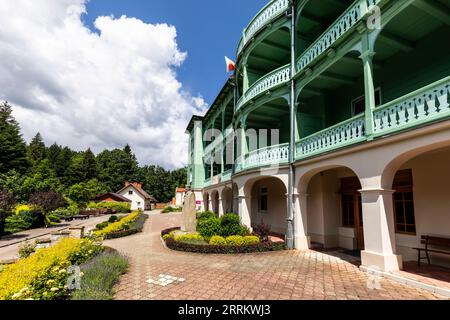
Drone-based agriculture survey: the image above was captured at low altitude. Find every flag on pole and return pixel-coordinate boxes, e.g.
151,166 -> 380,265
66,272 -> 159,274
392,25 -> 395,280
225,56 -> 236,72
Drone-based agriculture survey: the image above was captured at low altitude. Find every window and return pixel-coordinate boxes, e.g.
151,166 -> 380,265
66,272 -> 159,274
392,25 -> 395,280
259,187 -> 268,213
129,190 -> 133,195
341,194 -> 355,227
351,88 -> 382,116
393,169 -> 416,234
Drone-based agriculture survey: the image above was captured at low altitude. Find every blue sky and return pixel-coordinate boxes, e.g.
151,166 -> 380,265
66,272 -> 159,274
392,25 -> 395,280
84,0 -> 268,105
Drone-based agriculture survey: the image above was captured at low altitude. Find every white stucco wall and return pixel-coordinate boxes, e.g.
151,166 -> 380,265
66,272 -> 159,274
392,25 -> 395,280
395,147 -> 450,266
250,178 -> 287,235
119,186 -> 146,211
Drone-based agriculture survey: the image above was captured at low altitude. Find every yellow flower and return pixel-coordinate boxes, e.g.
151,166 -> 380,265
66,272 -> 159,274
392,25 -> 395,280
46,280 -> 55,285
50,287 -> 59,292
11,292 -> 22,299
58,269 -> 66,274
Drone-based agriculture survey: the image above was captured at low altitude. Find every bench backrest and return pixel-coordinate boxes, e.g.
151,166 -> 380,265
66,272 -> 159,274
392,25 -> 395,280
421,235 -> 450,248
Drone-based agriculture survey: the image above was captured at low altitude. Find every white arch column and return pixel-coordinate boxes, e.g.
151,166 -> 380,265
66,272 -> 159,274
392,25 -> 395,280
359,177 -> 402,272
237,193 -> 252,230
293,193 -> 310,250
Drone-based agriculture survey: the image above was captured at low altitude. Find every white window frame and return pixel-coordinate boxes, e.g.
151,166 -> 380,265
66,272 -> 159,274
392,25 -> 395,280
259,186 -> 268,214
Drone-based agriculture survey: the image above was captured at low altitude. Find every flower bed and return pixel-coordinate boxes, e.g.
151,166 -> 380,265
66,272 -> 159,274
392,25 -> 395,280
0,238 -> 102,300
164,236 -> 285,254
94,212 -> 142,238
71,249 -> 128,300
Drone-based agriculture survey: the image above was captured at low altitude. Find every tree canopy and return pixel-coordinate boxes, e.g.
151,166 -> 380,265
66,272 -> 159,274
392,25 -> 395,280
0,102 -> 187,205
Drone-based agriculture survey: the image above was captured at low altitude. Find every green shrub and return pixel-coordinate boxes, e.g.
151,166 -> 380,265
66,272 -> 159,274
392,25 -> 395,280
174,233 -> 204,242
51,205 -> 79,218
108,215 -> 118,223
87,202 -> 131,213
197,211 -> 216,221
18,241 -> 36,259
197,217 -> 221,240
225,235 -> 245,246
95,222 -> 109,231
5,215 -> 31,233
209,236 -> 227,246
162,234 -> 171,240
19,210 -> 45,229
242,236 -> 260,245
71,251 -> 128,300
219,214 -> 246,237
47,213 -> 61,224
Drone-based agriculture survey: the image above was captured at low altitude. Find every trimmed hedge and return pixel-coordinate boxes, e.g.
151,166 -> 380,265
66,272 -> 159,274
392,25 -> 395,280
102,213 -> 148,240
164,237 -> 285,254
87,202 -> 131,213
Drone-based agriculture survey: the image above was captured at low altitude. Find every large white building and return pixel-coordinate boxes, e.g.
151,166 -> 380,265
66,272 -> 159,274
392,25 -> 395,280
186,0 -> 450,274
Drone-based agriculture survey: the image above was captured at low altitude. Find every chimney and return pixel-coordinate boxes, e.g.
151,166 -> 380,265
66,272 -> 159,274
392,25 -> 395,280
124,181 -> 129,187
132,182 -> 142,189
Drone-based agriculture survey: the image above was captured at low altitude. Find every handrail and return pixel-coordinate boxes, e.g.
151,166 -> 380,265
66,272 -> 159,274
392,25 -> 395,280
373,76 -> 450,135
297,114 -> 366,158
237,64 -> 291,111
237,0 -> 290,57
296,0 -> 364,72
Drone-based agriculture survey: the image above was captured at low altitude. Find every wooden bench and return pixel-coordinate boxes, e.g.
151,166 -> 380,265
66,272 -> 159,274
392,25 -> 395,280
413,235 -> 450,266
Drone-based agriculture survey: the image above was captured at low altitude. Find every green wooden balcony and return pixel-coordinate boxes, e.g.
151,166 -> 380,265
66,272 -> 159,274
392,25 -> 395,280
296,114 -> 366,158
236,64 -> 291,111
237,0 -> 290,57
235,143 -> 289,173
373,76 -> 450,137
296,0 -> 382,73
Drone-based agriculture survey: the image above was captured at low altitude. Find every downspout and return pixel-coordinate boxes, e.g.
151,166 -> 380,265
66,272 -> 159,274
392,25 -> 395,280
286,0 -> 296,249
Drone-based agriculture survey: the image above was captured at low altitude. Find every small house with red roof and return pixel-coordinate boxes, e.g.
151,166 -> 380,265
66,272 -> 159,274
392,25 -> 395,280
117,181 -> 156,211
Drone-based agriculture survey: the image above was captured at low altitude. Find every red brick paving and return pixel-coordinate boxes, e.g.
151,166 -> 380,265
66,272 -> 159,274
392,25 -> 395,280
105,213 -> 447,300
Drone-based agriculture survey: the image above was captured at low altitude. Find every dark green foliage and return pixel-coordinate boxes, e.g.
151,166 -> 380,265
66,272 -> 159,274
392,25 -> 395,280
197,211 -> 216,221
197,217 -> 221,240
0,101 -> 187,217
108,215 -> 118,223
219,213 -> 248,237
29,191 -> 67,213
71,251 -> 129,300
5,214 -> 31,233
27,133 -> 46,165
95,221 -> 109,230
0,189 -> 15,235
19,210 -> 45,229
0,102 -> 29,174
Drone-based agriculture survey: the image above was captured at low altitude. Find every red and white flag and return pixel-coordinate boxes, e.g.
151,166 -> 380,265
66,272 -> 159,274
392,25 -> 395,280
225,56 -> 236,72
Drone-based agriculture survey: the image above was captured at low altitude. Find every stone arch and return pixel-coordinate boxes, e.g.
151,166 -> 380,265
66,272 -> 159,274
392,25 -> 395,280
221,186 -> 233,215
210,189 -> 220,215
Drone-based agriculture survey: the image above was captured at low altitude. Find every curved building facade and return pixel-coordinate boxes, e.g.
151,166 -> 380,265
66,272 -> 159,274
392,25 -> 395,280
186,0 -> 450,272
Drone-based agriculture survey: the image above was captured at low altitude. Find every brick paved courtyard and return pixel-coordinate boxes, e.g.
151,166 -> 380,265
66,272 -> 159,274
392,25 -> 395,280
105,213 -> 446,300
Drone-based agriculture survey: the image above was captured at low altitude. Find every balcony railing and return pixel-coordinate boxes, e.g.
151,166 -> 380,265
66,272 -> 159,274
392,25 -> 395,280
222,169 -> 232,182
237,0 -> 290,57
296,0 -> 383,73
204,77 -> 449,185
236,64 -> 291,111
235,143 -> 289,173
373,76 -> 450,136
297,114 -> 366,159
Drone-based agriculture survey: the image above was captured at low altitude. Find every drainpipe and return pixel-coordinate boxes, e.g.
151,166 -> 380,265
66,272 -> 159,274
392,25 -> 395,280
286,0 -> 296,250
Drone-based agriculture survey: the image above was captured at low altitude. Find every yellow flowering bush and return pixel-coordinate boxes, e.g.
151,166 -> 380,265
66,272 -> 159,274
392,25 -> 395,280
94,212 -> 140,237
14,204 -> 32,215
0,238 -> 102,300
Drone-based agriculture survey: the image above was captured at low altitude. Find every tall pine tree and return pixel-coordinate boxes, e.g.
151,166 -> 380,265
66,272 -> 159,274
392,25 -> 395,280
0,102 -> 29,174
82,148 -> 97,181
28,132 -> 47,164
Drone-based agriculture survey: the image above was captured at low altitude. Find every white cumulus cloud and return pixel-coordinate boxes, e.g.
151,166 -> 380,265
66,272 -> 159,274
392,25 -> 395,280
0,0 -> 207,169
